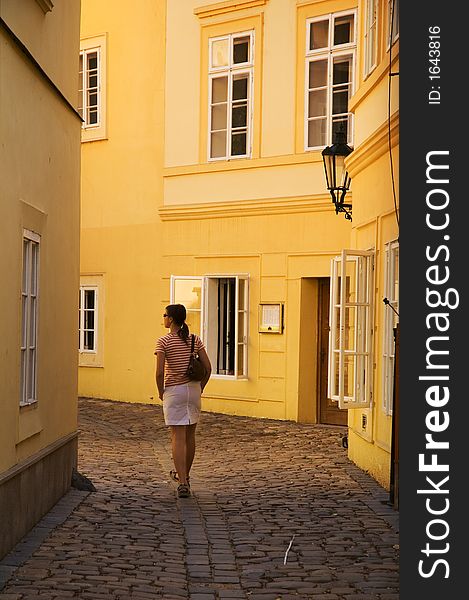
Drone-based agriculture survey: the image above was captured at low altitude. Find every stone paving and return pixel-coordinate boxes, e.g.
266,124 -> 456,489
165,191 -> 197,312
0,398 -> 399,599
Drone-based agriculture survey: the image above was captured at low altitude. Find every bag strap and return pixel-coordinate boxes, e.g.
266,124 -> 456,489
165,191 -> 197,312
190,334 -> 195,353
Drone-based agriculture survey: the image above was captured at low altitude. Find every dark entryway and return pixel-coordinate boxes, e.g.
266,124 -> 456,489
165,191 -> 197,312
317,277 -> 347,426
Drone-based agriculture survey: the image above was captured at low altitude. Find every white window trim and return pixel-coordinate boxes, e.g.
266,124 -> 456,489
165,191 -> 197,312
20,229 -> 40,407
304,10 -> 357,151
80,34 -> 108,142
382,240 -> 399,416
207,31 -> 254,162
328,249 -> 374,409
79,286 -> 98,354
171,274 -> 249,380
79,46 -> 101,129
363,0 -> 378,78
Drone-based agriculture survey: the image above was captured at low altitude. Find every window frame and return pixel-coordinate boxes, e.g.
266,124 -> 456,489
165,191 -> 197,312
171,274 -> 249,380
79,34 -> 107,142
79,46 -> 101,129
207,31 -> 254,162
20,230 -> 40,407
170,275 -> 204,336
304,10 -> 357,151
382,240 -> 399,416
363,0 -> 378,78
328,249 -> 374,409
79,286 -> 98,354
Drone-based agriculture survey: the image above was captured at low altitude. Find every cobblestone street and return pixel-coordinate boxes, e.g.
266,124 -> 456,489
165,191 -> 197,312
0,398 -> 399,599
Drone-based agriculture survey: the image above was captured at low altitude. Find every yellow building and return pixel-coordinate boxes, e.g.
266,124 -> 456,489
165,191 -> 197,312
0,0 -> 81,558
79,0 -> 398,490
78,0 -> 166,403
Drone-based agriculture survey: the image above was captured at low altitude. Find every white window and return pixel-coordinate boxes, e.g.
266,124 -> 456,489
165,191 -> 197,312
20,230 -> 40,406
328,249 -> 374,408
171,275 -> 249,379
387,0 -> 399,47
79,286 -> 98,353
364,0 -> 378,77
382,241 -> 399,415
79,35 -> 107,142
79,48 -> 100,128
208,32 -> 254,160
305,11 -> 356,149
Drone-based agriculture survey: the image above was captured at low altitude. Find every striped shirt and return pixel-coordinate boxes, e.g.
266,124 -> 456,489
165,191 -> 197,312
155,332 -> 205,387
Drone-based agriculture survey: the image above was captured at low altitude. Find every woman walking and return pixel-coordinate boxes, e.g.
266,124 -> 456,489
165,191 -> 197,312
155,304 -> 211,498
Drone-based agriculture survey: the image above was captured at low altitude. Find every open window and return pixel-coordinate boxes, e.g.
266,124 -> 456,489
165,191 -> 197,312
171,274 -> 249,379
328,249 -> 374,408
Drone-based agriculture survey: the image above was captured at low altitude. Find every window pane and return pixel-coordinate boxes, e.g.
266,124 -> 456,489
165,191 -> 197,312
88,109 -> 98,124
237,312 -> 245,343
231,131 -> 247,156
212,38 -> 229,68
30,243 -> 38,295
232,104 -> 247,128
309,59 -> 328,89
233,36 -> 250,64
22,241 -> 28,292
238,279 -> 246,310
343,354 -> 355,398
84,310 -> 95,330
28,348 -> 36,400
88,74 -> 98,89
212,77 -> 228,103
173,279 -> 202,310
29,297 -> 37,346
237,343 -> 244,376
308,118 -> 326,147
310,20 -> 329,50
332,89 -> 349,115
232,75 -> 248,100
308,90 -> 327,118
84,290 -> 95,309
84,331 -> 94,351
88,92 -> 98,108
333,58 -> 351,85
21,295 -> 27,347
342,307 -> 356,352
87,53 -> 98,70
334,15 -> 354,45
332,116 -> 350,144
211,131 -> 227,158
211,104 -> 227,130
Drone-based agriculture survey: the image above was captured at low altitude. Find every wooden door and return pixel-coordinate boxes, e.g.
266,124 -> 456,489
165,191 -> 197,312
318,278 -> 347,426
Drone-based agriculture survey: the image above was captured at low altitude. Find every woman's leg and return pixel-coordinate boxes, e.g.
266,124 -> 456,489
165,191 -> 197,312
170,425 -> 188,485
185,423 -> 197,478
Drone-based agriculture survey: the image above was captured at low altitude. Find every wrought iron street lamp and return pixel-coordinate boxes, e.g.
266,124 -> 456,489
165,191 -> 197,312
322,138 -> 353,221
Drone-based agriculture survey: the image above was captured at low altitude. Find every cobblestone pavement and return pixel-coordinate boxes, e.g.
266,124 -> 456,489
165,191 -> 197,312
0,398 -> 399,599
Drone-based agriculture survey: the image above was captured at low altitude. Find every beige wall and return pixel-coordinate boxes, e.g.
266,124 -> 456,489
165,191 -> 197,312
0,0 -> 81,557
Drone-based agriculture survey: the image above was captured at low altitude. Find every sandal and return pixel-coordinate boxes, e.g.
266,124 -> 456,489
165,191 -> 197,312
170,470 -> 190,487
177,483 -> 191,498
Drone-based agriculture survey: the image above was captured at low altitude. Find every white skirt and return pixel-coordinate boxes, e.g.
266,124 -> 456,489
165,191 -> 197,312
162,381 -> 202,425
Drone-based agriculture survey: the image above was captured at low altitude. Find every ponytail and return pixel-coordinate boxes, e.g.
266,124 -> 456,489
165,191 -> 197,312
178,322 -> 190,343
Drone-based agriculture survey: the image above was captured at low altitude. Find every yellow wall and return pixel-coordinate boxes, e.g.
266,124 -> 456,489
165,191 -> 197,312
78,0 -> 166,403
0,0 -> 81,473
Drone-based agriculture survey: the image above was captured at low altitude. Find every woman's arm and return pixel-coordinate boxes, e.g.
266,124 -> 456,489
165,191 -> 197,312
155,351 -> 165,401
198,347 -> 212,393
